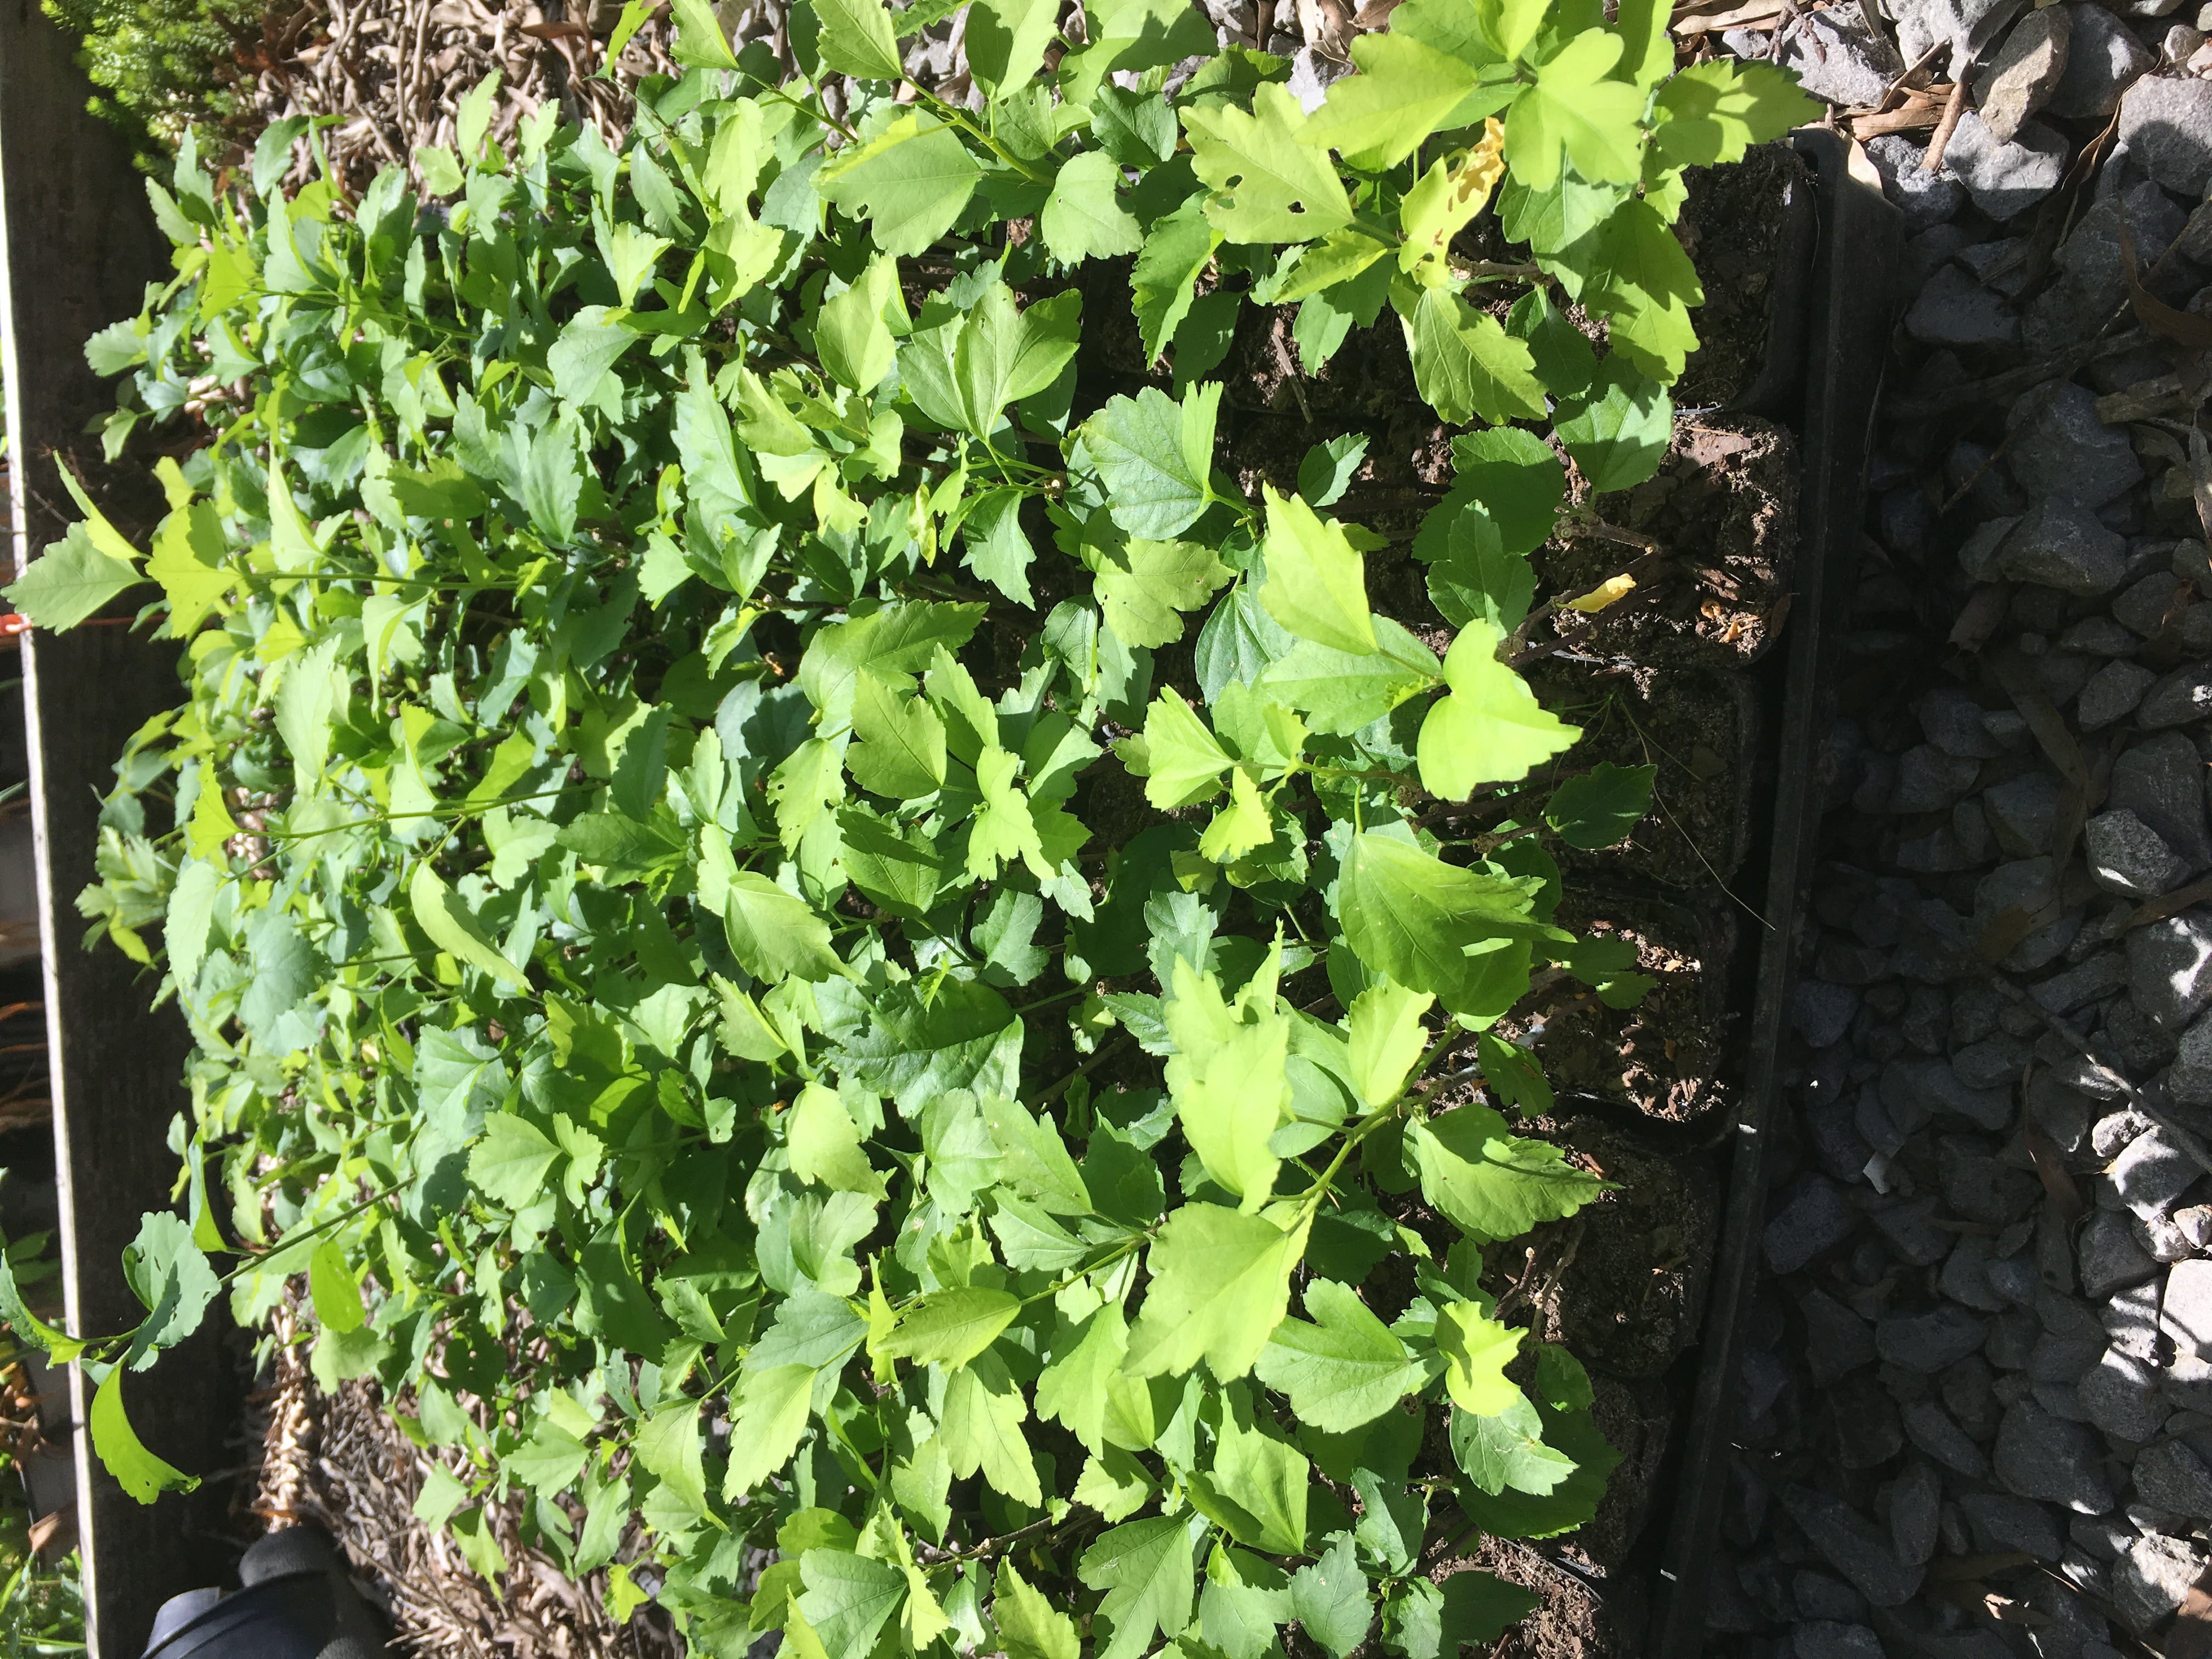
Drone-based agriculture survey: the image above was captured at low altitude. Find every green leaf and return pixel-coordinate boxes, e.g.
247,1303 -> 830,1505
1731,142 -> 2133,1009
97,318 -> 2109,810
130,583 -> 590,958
1132,199 -> 1223,365
1424,500 -> 1532,634
835,979 -> 1021,1113
1545,761 -> 1656,848
982,1097 -> 1092,1215
669,0 -> 741,66
1436,1571 -> 1542,1645
1347,980 -> 1434,1107
1042,150 -> 1143,263
816,257 -> 901,391
1296,435 -> 1369,509
1555,363 -> 1672,494
1289,1534 -> 1372,1659
146,501 -> 232,635
635,1397 -> 713,1518
789,1084 -> 888,1198
1163,960 -> 1290,1210
1257,485 -> 1374,656
818,114 -> 984,258
1183,83 -> 1353,244
308,1240 -> 365,1334
723,872 -> 844,983
724,1363 -> 817,1499
994,1560 -> 1079,1659
1408,1105 -> 1607,1241
1652,59 -> 1819,167
1136,691 -> 1232,808
967,0 -> 1061,89
799,1549 -> 909,1659
1300,32 -> 1488,169
1402,286 -> 1548,427
1254,1279 -> 1427,1432
1081,384 -> 1219,540
809,0 -> 904,78
410,863 -> 529,990
1207,1391 -> 1310,1554
1336,833 -> 1561,1018
1435,1301 -> 1521,1414
1443,427 -> 1566,556
960,491 -> 1036,606
1096,538 -> 1232,649
469,1113 -> 562,1207
4,523 -> 142,630
879,1286 -> 1020,1368
935,1347 -> 1041,1504
1078,1515 -> 1197,1659
1256,622 -> 1440,737
91,1365 -> 200,1503
1417,622 -> 1579,798
1582,199 -> 1703,382
1503,31 -> 1648,191
1477,1030 -> 1553,1113
1449,1392 -> 1576,1496
1124,1203 -> 1310,1380
120,1212 -> 219,1365
848,673 -> 947,799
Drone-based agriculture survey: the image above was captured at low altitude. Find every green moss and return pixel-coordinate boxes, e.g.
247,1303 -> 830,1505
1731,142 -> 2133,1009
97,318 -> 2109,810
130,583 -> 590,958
41,0 -> 265,170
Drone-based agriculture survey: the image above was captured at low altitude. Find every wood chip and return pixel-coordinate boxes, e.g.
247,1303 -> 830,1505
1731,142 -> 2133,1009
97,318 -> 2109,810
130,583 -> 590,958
2023,1119 -> 2085,1223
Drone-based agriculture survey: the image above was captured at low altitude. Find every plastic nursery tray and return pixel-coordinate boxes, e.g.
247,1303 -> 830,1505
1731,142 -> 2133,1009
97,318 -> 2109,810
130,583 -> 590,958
1644,128 -> 1903,1658
0,2 -> 244,1654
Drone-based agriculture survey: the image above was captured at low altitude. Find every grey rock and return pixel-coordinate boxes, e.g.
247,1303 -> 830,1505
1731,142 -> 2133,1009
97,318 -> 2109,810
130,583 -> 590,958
2109,734 -> 2212,870
1959,234 -> 2034,295
1895,0 -> 2028,61
1976,856 -> 2061,924
2162,1256 -> 2212,1357
1987,1249 -> 2044,1306
1906,222 -> 1980,290
1959,514 -> 2021,581
2118,72 -> 2212,195
1767,1177 -> 1859,1273
2114,569 -> 2182,636
2112,1127 -> 2200,1218
1792,1624 -> 1883,1659
1985,772 -> 2064,857
1835,1370 -> 1907,1468
1921,686 -> 2005,759
1953,1034 -> 2030,1090
1803,1287 -> 1879,1383
1880,1305 -> 1992,1370
1943,112 -> 2069,218
1883,1056 -> 2016,1132
2070,1514 -> 2134,1562
1977,4 -> 2072,139
1939,1136 -> 2041,1222
1958,1491 -> 2065,1559
2168,1005 -> 2212,1105
1777,1486 -> 1926,1607
1903,1398 -> 1993,1475
1889,1460 -> 1942,1567
2087,808 -> 2188,898
1818,938 -> 1893,985
2111,1531 -> 2205,1633
2134,1438 -> 2212,1515
1942,1235 -> 2011,1312
1990,1308 -> 2042,1370
2049,3 -> 2154,119
2080,1208 -> 2160,1297
2030,1330 -> 2103,1384
2024,179 -> 2185,350
1995,1398 -> 2119,1512
1779,10 -> 1906,105
1995,498 -> 2132,595
1793,1572 -> 1864,1623
2126,913 -> 2212,1030
2179,1201 -> 2212,1246
1870,1194 -> 1957,1266
2137,661 -> 2212,729
2030,950 -> 2126,1014
1890,744 -> 1984,813
1865,133 -> 1970,231
2102,1280 -> 2165,1360
1793,980 -> 1862,1048
2007,382 -> 2146,508
1908,266 -> 2023,347
2061,614 -> 2146,657
2079,1347 -> 2170,1441
2078,661 -> 2158,732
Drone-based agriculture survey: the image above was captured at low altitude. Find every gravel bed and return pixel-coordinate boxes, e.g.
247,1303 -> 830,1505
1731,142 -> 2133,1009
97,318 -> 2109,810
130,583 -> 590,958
1701,5 -> 2212,1656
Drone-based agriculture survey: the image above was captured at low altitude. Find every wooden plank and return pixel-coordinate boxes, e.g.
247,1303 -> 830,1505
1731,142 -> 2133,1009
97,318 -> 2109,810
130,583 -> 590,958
0,7 -> 243,1655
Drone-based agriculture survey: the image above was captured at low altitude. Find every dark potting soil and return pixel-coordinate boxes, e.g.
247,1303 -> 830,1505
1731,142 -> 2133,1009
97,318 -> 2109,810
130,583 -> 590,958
1673,143 -> 1813,413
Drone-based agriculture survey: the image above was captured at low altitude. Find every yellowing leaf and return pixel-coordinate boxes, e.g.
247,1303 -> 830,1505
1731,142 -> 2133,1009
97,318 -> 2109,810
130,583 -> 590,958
1564,573 -> 1636,612
1436,1301 -> 1523,1414
1400,119 -> 1508,280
